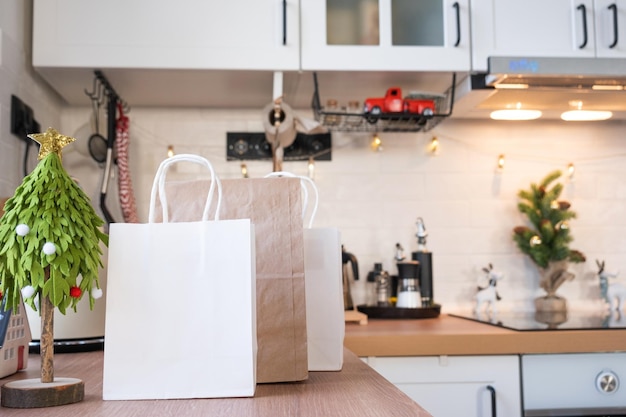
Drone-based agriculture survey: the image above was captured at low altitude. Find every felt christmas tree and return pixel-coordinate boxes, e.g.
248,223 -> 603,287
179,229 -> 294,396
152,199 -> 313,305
513,170 -> 585,307
0,127 -> 108,408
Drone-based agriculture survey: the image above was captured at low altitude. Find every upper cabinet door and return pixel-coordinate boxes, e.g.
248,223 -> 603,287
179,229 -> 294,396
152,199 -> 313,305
594,0 -> 626,57
471,0 -> 626,72
300,0 -> 471,71
33,0 -> 300,71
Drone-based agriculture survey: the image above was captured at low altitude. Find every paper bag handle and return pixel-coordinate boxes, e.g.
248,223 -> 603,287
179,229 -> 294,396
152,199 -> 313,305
149,154 -> 222,223
265,171 -> 318,228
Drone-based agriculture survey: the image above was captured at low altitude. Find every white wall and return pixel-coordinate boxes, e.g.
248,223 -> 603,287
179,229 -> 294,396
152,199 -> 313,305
60,107 -> 626,313
0,0 -> 63,196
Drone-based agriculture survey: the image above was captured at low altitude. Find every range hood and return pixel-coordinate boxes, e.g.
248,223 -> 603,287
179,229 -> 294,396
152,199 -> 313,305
453,56 -> 626,120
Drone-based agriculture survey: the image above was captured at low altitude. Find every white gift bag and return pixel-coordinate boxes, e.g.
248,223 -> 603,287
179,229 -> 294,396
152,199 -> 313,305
103,155 -> 256,400
266,173 -> 344,371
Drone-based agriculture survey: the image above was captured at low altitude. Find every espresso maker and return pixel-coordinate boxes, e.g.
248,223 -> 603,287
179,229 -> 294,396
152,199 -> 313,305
396,261 -> 421,308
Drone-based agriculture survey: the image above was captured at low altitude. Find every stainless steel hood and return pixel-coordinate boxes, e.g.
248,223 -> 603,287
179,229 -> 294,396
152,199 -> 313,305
453,57 -> 626,120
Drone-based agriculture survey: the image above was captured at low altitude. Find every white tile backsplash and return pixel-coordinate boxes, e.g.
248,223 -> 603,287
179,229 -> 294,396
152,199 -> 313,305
55,110 -> 624,313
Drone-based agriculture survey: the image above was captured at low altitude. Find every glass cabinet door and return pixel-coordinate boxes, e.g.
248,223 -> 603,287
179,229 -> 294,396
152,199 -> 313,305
391,0 -> 444,47
326,0 -> 380,45
302,0 -> 470,71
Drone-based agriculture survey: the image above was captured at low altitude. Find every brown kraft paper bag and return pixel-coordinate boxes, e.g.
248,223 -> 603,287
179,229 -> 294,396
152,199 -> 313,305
156,177 -> 308,383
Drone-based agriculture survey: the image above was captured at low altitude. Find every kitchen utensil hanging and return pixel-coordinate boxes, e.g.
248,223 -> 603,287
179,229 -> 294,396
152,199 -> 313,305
114,101 -> 138,223
85,77 -> 108,164
84,71 -> 130,227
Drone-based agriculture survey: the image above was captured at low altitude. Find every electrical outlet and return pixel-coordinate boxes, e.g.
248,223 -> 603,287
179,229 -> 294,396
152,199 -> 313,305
226,132 -> 331,161
11,95 -> 39,140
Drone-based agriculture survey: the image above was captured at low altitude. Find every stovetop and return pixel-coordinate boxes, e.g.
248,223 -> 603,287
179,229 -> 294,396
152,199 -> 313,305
450,310 -> 626,331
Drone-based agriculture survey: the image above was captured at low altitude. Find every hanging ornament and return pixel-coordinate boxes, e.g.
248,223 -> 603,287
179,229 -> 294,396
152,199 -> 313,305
555,221 -> 569,231
69,286 -> 82,298
21,285 -> 36,299
91,286 -> 103,299
530,235 -> 542,246
15,224 -> 30,236
42,242 -> 56,255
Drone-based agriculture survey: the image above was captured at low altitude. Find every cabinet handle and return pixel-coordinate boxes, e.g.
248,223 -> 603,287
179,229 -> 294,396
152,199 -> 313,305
486,385 -> 497,417
609,3 -> 619,48
453,2 -> 461,47
577,4 -> 588,49
282,0 -> 287,45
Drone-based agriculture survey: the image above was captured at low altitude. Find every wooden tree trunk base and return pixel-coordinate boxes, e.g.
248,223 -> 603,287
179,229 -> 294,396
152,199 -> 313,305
1,378 -> 84,408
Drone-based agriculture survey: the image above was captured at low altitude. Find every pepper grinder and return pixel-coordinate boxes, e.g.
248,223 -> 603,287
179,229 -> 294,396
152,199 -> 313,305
411,217 -> 434,307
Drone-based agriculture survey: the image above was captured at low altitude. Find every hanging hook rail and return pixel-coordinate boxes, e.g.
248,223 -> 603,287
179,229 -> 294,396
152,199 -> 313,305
84,70 -> 131,228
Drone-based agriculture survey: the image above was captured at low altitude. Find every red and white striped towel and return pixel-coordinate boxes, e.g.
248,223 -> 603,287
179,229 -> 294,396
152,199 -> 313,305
115,106 -> 139,223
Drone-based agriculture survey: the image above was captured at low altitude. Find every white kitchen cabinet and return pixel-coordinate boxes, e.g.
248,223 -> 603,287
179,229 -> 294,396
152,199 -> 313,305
471,0 -> 626,72
300,0 -> 471,71
33,0 -> 300,71
364,355 -> 522,417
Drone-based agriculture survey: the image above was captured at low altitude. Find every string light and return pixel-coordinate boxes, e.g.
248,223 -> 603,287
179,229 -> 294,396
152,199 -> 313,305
567,162 -> 575,179
370,133 -> 383,152
429,136 -> 439,154
496,154 -> 505,172
167,145 -> 175,158
307,157 -> 315,179
240,163 -> 249,178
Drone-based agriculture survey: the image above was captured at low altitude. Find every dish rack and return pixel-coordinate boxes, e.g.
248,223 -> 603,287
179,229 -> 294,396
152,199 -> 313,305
311,72 -> 456,133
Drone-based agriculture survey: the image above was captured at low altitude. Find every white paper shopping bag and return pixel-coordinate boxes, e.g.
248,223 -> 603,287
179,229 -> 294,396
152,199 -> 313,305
266,173 -> 344,371
103,155 -> 256,400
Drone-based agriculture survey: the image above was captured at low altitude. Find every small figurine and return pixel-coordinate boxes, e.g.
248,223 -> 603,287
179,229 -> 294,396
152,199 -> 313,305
394,243 -> 406,262
597,260 -> 626,312
475,264 -> 503,315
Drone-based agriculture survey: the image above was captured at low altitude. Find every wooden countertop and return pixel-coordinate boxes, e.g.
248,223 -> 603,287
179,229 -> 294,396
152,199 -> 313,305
344,314 -> 626,357
0,348 -> 432,417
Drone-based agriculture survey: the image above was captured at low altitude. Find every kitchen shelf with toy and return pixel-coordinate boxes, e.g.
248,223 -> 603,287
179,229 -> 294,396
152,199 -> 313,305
311,72 -> 456,133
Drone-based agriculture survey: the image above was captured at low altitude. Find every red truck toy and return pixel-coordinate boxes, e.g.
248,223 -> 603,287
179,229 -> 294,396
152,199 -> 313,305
363,87 -> 436,123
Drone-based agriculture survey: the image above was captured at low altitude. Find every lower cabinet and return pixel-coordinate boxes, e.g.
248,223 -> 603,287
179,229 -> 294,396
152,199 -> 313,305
363,355 -> 522,417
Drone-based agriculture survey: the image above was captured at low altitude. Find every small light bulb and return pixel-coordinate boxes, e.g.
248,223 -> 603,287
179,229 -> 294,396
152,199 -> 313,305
530,235 -> 542,246
240,163 -> 249,178
496,154 -> 505,172
167,145 -> 175,158
567,163 -> 575,179
371,134 -> 383,152
307,157 -> 315,179
430,136 -> 439,154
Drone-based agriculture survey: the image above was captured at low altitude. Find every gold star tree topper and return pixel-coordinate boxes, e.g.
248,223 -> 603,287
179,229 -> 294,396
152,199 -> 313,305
28,127 -> 76,160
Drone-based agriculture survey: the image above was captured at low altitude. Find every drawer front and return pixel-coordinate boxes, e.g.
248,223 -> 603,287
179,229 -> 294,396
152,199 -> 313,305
522,352 -> 626,410
366,355 -> 522,417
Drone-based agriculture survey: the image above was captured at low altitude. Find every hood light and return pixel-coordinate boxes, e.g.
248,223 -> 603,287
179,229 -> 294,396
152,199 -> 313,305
561,110 -> 613,121
490,109 -> 542,120
494,83 -> 529,90
592,84 -> 624,91
561,100 -> 612,121
490,102 -> 542,120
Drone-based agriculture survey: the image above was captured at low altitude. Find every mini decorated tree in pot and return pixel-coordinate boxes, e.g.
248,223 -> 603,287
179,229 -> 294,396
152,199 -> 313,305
513,170 -> 585,313
0,128 -> 108,408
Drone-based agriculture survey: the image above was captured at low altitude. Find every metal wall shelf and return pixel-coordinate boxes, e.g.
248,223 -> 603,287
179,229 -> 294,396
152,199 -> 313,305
311,72 -> 456,133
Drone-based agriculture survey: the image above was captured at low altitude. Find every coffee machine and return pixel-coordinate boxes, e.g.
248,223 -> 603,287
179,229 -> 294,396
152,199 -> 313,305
411,218 -> 434,307
396,261 -> 421,308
